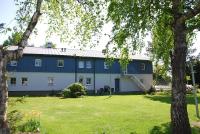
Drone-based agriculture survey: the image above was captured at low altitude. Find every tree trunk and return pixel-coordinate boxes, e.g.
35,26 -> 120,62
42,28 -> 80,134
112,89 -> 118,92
171,17 -> 191,133
0,50 -> 9,134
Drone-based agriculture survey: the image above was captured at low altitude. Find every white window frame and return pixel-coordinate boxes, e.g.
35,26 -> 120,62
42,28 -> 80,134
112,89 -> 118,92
48,77 -> 54,86
57,59 -> 64,67
86,61 -> 92,69
21,77 -> 28,86
78,61 -> 84,69
10,77 -> 16,85
35,59 -> 42,67
104,62 -> 109,69
10,60 -> 17,66
141,63 -> 145,71
86,78 -> 92,85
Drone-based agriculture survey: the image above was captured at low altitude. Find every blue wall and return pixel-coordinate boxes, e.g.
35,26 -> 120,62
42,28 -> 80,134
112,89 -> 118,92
7,54 -> 153,74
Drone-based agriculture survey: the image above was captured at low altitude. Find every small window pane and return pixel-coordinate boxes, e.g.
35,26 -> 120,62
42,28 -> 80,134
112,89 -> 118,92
10,77 -> 16,85
79,61 -> 84,68
10,61 -> 17,66
35,59 -> 42,67
57,60 -> 64,67
104,62 -> 109,69
48,77 -> 54,86
86,78 -> 91,85
21,77 -> 28,86
140,63 -> 145,71
86,61 -> 92,69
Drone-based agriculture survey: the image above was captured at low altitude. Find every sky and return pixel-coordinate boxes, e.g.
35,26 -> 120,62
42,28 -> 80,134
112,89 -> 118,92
0,0 -> 199,55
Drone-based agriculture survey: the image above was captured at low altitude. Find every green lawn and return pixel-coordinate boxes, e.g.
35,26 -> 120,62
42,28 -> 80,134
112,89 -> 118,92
9,94 -> 200,134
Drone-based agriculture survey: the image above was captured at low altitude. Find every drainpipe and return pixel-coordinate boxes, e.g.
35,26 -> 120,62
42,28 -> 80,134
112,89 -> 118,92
74,54 -> 77,82
94,58 -> 96,94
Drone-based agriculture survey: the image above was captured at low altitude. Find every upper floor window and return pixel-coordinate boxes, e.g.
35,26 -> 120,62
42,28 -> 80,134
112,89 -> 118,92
35,59 -> 42,67
10,60 -> 17,66
78,61 -> 84,68
140,63 -> 145,71
21,77 -> 28,86
104,62 -> 109,69
57,59 -> 64,67
10,77 -> 16,85
48,77 -> 54,86
86,61 -> 92,69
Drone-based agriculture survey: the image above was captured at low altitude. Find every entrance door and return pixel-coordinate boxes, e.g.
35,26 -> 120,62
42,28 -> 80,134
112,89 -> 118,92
115,78 -> 120,92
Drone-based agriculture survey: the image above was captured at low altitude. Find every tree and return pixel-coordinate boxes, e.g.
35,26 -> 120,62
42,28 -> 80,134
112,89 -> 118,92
0,0 -> 42,132
103,1 -> 200,133
0,0 -> 101,133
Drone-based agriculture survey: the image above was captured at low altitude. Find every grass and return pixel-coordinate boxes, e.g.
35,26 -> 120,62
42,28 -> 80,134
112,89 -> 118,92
9,94 -> 200,134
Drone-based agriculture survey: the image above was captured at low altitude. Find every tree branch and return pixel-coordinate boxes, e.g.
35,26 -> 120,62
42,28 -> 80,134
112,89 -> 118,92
179,2 -> 200,24
4,0 -> 43,61
18,0 -> 43,48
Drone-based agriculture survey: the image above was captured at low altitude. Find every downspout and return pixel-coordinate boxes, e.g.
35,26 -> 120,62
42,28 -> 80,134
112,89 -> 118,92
74,54 -> 77,82
94,58 -> 96,94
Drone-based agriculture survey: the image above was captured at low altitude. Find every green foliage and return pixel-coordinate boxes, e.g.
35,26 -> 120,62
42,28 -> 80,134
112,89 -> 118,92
153,64 -> 171,85
18,119 -> 40,132
3,32 -> 23,46
8,110 -> 23,134
62,83 -> 86,98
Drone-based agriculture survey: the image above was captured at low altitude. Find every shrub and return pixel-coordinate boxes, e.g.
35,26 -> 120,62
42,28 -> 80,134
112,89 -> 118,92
62,83 -> 86,98
18,119 -> 40,132
148,86 -> 156,95
8,110 -> 23,134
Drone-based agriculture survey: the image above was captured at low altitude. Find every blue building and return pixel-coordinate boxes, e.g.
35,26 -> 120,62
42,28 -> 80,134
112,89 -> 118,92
7,47 -> 153,94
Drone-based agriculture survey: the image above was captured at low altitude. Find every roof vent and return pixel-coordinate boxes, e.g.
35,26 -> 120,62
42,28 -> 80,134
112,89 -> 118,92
46,42 -> 53,48
102,49 -> 107,54
61,48 -> 66,52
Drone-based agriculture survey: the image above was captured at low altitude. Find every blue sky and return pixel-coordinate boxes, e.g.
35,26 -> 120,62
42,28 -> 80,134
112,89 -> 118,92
0,0 -> 16,26
0,0 -> 199,55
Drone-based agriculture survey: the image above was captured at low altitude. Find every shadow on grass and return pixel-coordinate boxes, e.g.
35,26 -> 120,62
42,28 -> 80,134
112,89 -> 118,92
149,122 -> 171,134
145,94 -> 200,105
149,122 -> 200,134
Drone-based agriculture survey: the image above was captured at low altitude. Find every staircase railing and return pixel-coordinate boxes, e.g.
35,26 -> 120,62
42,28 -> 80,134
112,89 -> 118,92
121,73 -> 147,91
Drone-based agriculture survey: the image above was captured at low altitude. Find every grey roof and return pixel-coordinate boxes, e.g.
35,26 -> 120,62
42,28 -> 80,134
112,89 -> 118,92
7,46 -> 150,60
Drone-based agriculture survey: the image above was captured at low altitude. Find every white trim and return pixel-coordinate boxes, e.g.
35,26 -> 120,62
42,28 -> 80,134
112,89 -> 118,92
57,59 -> 64,67
86,61 -> 92,69
35,59 -> 42,67
10,60 -> 17,66
104,62 -> 109,69
78,61 -> 84,68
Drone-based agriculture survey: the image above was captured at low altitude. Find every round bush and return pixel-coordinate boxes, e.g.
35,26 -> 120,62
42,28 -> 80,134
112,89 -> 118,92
62,83 -> 86,98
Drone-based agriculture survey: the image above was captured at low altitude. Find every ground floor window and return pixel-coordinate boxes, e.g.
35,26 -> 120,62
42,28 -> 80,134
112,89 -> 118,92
21,77 -> 28,86
10,77 -> 16,85
48,77 -> 54,86
86,78 -> 91,85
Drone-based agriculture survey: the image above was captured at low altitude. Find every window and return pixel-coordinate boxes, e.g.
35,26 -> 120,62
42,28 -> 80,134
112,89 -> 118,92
10,77 -> 16,85
86,78 -> 91,85
48,77 -> 54,86
35,59 -> 42,67
78,61 -> 84,68
57,60 -> 64,67
140,63 -> 145,71
104,62 -> 109,69
79,77 -> 83,84
21,77 -> 28,86
86,61 -> 92,69
10,60 -> 17,66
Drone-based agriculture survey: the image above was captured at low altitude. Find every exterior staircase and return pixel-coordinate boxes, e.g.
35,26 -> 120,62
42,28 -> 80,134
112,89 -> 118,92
121,74 -> 147,91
